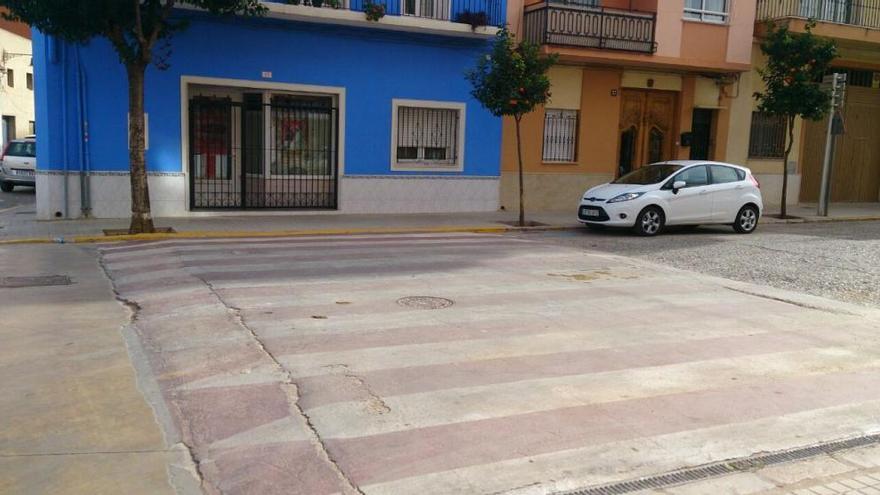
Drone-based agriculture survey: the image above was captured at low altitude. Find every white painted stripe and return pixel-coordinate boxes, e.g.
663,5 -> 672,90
100,233 -> 521,257
101,237 -> 532,267
275,315 -> 851,377
307,346 -> 879,439
362,400 -> 880,495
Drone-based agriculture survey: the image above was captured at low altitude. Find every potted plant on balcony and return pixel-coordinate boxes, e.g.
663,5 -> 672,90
455,10 -> 489,30
364,1 -> 386,21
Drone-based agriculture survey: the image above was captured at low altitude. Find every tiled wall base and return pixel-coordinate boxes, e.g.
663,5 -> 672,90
500,172 -> 614,212
340,176 -> 499,213
753,173 -> 801,207
36,172 -> 187,220
36,173 -> 500,219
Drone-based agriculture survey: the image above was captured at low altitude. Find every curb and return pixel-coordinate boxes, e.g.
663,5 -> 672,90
0,223 -> 578,245
763,215 -> 880,224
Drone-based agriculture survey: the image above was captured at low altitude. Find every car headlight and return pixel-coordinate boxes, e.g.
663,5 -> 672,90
607,192 -> 645,203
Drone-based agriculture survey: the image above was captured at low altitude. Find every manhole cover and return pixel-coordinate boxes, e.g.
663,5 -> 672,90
0,275 -> 72,288
396,296 -> 454,310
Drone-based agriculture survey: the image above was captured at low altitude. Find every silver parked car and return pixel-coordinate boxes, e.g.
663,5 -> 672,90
0,137 -> 36,192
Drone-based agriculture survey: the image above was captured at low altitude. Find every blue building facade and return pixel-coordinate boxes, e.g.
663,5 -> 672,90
34,0 -> 504,218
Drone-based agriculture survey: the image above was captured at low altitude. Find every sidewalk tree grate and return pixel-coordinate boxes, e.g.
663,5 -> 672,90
397,296 -> 454,310
0,275 -> 72,288
558,433 -> 880,495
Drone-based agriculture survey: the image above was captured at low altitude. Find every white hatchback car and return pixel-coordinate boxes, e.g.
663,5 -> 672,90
577,161 -> 763,236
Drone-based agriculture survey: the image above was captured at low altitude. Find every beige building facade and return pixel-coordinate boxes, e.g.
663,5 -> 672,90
727,1 -> 880,206
0,11 -> 34,148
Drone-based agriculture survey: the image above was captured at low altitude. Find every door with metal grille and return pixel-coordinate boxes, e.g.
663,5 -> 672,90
189,92 -> 339,210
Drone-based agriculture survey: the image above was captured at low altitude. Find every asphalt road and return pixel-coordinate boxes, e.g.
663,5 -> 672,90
525,220 -> 880,307
0,187 -> 35,213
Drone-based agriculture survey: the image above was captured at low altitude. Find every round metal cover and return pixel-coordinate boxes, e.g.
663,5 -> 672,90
396,296 -> 454,310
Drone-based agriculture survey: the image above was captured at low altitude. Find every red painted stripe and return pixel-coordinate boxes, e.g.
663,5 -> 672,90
324,370 -> 880,486
296,331 -> 825,409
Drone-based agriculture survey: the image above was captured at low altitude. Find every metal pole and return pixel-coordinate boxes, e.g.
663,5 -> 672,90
817,72 -> 842,217
817,109 -> 834,217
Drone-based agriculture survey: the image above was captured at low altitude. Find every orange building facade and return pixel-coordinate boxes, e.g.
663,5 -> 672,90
501,0 -> 754,211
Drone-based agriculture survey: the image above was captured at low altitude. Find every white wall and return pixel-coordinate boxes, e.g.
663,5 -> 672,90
0,28 -> 34,147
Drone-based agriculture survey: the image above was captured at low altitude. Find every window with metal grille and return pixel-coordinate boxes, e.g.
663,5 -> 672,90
394,104 -> 461,169
684,0 -> 728,23
542,109 -> 578,162
748,111 -> 787,159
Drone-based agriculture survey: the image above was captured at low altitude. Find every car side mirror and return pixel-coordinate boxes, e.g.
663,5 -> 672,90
672,181 -> 686,194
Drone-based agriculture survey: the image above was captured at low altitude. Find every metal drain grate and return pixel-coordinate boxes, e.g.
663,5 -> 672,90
560,433 -> 880,495
396,296 -> 454,310
0,275 -> 72,288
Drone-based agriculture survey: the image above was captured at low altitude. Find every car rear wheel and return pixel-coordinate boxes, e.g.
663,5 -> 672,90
0,182 -> 13,193
633,206 -> 664,236
733,205 -> 759,234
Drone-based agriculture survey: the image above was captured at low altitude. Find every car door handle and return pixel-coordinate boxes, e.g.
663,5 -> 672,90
699,190 -> 709,195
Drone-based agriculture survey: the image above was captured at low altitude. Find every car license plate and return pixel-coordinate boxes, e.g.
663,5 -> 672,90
583,208 -> 599,217
12,169 -> 34,177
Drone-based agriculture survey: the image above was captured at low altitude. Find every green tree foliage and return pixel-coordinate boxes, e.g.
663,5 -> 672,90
0,0 -> 266,233
754,20 -> 836,217
467,28 -> 556,226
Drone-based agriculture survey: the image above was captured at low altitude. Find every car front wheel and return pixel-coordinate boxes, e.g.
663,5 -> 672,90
733,205 -> 759,234
0,182 -> 13,193
633,206 -> 664,236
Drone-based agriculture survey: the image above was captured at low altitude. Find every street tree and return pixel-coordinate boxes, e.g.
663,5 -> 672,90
467,28 -> 556,227
0,0 -> 266,233
754,20 -> 836,218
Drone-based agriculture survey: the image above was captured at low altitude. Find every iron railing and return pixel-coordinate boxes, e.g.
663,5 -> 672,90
542,110 -> 578,162
189,97 -> 339,210
757,0 -> 880,29
523,3 -> 657,53
748,111 -> 787,159
266,0 -> 504,27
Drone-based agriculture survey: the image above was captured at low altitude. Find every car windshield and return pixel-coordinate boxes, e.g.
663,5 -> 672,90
613,164 -> 682,185
5,141 -> 35,158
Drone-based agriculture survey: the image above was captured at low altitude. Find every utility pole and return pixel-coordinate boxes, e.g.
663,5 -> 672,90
818,72 -> 846,217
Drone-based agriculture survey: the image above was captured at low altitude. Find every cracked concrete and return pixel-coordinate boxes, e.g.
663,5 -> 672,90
201,275 -> 365,495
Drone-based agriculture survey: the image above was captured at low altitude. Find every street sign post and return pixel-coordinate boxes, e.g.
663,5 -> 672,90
818,73 -> 846,217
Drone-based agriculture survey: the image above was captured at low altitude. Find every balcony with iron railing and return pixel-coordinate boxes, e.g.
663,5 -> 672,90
522,0 -> 657,54
263,0 -> 505,28
757,0 -> 880,30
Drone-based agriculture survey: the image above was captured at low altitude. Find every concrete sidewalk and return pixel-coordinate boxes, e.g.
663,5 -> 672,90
2,192 -> 879,244
0,210 -> 582,243
0,244 -> 187,495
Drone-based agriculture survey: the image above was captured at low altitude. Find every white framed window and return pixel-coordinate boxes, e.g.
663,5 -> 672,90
684,0 -> 729,23
542,109 -> 578,162
391,99 -> 465,172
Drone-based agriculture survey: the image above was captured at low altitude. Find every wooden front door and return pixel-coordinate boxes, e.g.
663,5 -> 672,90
618,90 -> 677,177
800,86 -> 880,202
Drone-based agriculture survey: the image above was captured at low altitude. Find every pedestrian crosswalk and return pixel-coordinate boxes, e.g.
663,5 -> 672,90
98,233 -> 880,495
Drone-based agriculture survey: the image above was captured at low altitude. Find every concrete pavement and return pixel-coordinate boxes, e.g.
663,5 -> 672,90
3,188 -> 880,243
0,243 -> 181,494
93,232 -> 880,494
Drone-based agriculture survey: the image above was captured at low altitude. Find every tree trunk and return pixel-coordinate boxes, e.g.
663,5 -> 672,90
126,62 -> 155,234
780,114 -> 795,219
515,116 -> 525,227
